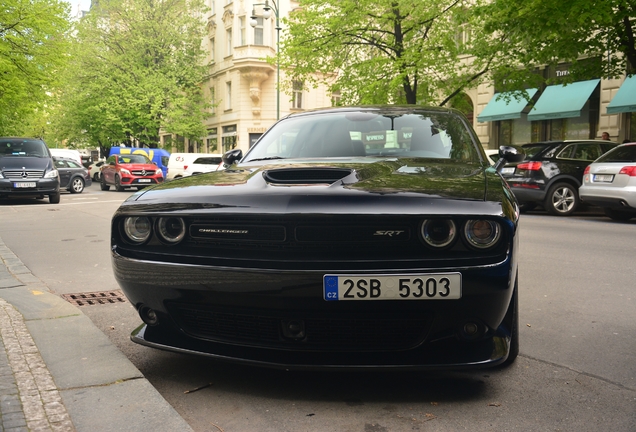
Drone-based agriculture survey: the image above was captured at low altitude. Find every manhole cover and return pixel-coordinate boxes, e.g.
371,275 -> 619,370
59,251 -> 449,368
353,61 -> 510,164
62,290 -> 127,306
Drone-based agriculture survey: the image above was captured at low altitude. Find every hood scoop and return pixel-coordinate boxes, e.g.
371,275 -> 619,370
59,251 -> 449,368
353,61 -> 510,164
263,168 -> 354,185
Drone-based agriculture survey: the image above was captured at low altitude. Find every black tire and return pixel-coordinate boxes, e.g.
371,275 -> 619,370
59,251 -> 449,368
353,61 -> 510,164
545,182 -> 579,216
70,177 -> 85,194
49,192 -> 61,204
499,278 -> 519,367
518,202 -> 537,213
603,208 -> 635,221
115,175 -> 125,192
100,176 -> 110,191
92,172 -> 100,181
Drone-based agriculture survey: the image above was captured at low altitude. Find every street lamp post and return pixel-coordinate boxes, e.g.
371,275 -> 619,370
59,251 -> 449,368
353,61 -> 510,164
250,0 -> 281,120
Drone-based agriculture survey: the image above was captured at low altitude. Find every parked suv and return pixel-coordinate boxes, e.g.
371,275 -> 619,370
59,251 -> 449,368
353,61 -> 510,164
501,140 -> 617,215
0,137 -> 60,204
100,154 -> 163,191
53,156 -> 92,193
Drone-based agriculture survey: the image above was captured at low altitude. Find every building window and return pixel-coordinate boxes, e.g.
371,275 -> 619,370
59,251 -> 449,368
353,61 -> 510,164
209,37 -> 215,63
222,125 -> 237,152
292,80 -> 303,109
331,91 -> 342,107
209,0 -> 215,14
239,16 -> 246,46
210,86 -> 216,115
226,27 -> 232,56
225,81 -> 232,110
253,17 -> 264,45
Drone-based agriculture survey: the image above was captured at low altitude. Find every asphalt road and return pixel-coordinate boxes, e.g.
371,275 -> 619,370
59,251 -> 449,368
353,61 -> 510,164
1,183 -> 635,432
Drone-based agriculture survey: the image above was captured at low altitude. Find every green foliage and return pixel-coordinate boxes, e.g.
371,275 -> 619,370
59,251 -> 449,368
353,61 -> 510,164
0,0 -> 71,135
278,0 -> 493,106
52,0 -> 210,149
476,0 -> 636,91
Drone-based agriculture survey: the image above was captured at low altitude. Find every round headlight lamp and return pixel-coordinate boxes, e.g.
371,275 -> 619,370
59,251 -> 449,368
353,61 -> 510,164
123,217 -> 152,244
464,220 -> 501,249
156,217 -> 186,244
420,219 -> 457,248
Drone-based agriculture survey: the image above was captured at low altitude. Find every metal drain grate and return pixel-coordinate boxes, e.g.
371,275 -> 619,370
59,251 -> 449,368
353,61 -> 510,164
62,290 -> 127,306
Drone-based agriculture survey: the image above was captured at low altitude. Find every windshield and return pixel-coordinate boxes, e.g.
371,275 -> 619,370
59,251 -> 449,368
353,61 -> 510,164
0,138 -> 49,157
118,154 -> 152,164
244,110 -> 481,163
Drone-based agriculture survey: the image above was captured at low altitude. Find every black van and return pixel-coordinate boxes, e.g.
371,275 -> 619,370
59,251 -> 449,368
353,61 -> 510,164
0,137 -> 61,204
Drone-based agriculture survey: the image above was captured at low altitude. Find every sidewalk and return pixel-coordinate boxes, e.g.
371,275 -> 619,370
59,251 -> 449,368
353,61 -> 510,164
0,236 -> 193,432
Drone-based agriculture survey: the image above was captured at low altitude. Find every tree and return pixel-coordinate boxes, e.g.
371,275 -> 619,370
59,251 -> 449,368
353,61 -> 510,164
53,0 -> 210,150
0,0 -> 70,135
278,0 -> 495,106
477,0 -> 636,91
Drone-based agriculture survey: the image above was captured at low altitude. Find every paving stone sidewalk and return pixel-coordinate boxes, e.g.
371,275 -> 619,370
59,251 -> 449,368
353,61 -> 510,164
0,236 -> 193,432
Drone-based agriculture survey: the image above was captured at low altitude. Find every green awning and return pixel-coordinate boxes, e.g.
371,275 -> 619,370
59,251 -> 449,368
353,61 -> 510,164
477,89 -> 537,123
527,79 -> 600,121
607,75 -> 636,114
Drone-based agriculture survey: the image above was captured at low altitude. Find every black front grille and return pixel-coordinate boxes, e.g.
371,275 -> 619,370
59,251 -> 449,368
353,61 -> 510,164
131,170 -> 155,176
169,303 -> 430,351
3,170 -> 44,179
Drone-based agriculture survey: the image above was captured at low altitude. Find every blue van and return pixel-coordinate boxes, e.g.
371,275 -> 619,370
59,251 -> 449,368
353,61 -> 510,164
109,147 -> 170,178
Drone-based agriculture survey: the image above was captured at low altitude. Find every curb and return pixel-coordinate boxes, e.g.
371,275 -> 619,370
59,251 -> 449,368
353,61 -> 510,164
0,236 -> 193,432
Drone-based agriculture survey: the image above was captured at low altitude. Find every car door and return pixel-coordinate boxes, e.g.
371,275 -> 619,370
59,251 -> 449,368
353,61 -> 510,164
102,156 -> 117,184
55,158 -> 71,188
571,143 -> 603,182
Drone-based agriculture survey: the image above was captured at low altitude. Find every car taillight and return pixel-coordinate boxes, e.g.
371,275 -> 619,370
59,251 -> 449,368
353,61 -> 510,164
583,166 -> 590,175
619,166 -> 636,176
517,161 -> 542,171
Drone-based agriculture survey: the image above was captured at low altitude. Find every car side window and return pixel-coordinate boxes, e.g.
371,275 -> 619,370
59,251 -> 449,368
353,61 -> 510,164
55,159 -> 68,168
572,144 -> 601,161
67,160 -> 81,168
556,144 -> 575,159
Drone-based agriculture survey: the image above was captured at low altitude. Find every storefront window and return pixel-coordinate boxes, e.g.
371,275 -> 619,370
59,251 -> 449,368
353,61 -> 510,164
629,112 -> 636,142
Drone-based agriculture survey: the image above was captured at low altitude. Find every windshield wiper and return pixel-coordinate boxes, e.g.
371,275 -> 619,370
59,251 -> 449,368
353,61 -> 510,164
247,156 -> 286,162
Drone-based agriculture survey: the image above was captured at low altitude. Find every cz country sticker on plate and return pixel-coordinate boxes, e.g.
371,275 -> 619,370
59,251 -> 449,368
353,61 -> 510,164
323,273 -> 461,301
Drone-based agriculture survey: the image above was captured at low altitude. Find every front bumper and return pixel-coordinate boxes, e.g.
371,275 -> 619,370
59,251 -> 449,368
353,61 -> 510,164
0,178 -> 60,197
112,250 -> 517,370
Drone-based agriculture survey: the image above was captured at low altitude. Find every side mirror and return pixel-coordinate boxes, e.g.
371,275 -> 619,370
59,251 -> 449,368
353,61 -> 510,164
493,145 -> 525,171
222,149 -> 243,167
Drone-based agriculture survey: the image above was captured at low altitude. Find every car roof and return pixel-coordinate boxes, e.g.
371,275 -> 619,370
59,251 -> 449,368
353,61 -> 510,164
282,105 -> 460,120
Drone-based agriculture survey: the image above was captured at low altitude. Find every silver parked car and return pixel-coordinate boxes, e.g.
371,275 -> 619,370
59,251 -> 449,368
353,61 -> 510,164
579,142 -> 636,221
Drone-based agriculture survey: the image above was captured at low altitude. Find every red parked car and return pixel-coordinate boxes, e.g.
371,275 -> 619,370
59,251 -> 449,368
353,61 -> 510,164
100,154 -> 164,191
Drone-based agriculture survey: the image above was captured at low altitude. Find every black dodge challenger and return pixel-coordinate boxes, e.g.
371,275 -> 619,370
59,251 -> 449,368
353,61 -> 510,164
111,106 -> 524,370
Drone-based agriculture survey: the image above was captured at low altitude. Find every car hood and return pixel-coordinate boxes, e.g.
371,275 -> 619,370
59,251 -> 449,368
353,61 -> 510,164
0,156 -> 52,171
118,163 -> 159,171
118,158 -> 510,216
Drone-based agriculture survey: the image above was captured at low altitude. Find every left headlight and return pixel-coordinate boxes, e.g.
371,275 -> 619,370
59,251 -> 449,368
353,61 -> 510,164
463,220 -> 501,249
155,169 -> 163,176
122,217 -> 152,244
44,169 -> 59,178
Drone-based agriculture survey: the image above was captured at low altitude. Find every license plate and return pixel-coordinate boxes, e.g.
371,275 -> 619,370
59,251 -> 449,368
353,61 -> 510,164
13,182 -> 36,188
593,174 -> 614,183
138,179 -> 151,183
501,167 -> 515,175
324,273 -> 461,301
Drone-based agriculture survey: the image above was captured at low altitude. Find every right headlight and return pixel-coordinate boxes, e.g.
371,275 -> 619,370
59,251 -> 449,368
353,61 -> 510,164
420,219 -> 457,248
122,217 -> 152,244
44,169 -> 59,178
463,220 -> 501,249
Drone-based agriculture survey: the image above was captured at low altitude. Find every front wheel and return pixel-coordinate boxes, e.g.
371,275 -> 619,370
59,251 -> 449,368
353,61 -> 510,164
545,182 -> 578,216
49,192 -> 61,204
70,177 -> 85,194
115,175 -> 125,192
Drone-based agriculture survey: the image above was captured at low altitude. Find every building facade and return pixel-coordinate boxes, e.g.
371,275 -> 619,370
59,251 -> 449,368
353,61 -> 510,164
470,66 -> 636,148
161,0 -> 335,155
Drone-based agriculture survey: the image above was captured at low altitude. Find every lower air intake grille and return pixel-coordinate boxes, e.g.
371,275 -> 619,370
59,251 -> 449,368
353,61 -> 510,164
170,304 -> 430,351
